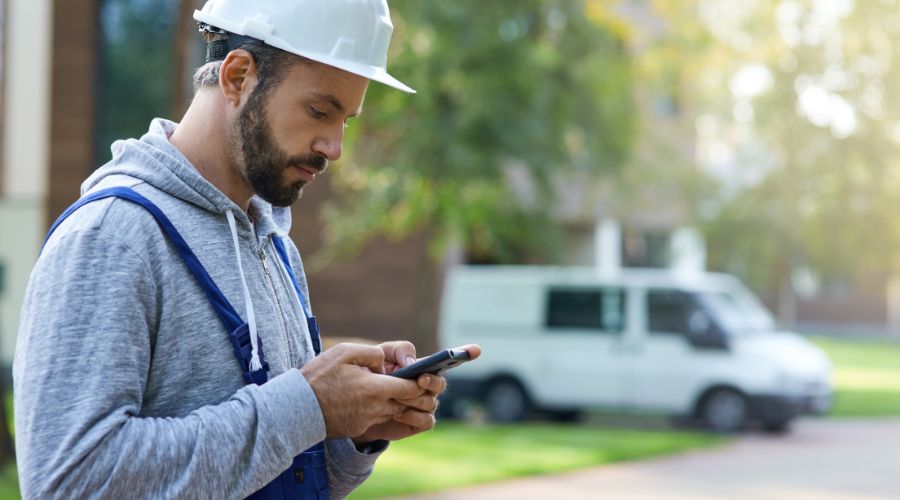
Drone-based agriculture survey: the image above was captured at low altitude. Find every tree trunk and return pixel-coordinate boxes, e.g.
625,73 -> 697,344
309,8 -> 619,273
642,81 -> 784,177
773,255 -> 796,330
171,0 -> 197,119
414,229 -> 440,355
888,259 -> 900,339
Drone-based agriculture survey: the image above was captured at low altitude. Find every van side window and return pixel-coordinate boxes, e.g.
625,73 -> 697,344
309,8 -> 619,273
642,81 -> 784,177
647,290 -> 709,337
545,289 -> 626,332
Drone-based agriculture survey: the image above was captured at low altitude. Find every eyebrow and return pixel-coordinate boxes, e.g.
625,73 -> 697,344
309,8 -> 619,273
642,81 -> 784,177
310,92 -> 362,118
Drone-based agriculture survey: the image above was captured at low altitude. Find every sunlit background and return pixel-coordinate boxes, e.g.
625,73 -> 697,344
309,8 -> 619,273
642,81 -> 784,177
1,0 -> 899,498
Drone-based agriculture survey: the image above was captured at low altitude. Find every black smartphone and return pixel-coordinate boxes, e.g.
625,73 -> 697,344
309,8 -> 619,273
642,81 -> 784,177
390,348 -> 472,379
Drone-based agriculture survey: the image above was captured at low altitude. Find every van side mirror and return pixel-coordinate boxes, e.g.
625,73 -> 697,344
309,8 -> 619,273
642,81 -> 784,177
686,310 -> 729,350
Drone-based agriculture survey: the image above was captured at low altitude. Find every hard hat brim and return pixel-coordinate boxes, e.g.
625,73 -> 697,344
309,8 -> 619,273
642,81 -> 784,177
194,9 -> 416,94
310,54 -> 416,94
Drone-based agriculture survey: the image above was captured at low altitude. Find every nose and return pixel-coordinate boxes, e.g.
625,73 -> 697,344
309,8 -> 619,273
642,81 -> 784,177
312,126 -> 344,161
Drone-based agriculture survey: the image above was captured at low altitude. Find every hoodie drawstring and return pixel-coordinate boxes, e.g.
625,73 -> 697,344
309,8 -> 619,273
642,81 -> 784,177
273,247 -> 309,319
225,210 -> 262,372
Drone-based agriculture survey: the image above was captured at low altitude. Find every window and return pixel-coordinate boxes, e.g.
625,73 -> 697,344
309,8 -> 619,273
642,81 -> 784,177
96,0 -> 205,165
647,290 -> 711,336
545,288 -> 626,332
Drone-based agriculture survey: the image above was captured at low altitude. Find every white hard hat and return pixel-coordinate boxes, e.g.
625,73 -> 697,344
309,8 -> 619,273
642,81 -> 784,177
194,0 -> 415,93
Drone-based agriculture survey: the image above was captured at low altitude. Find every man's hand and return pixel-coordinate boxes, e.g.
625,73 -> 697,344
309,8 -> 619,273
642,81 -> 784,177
353,343 -> 482,444
378,340 -> 418,375
299,343 -> 425,439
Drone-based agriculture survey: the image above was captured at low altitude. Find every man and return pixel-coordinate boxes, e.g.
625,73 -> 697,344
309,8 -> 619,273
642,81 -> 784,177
13,0 -> 479,498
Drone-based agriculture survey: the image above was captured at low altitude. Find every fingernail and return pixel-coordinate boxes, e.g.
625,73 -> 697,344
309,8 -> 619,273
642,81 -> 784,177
405,356 -> 417,366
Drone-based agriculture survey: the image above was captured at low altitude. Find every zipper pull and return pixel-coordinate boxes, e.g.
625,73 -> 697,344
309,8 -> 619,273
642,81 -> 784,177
258,247 -> 269,271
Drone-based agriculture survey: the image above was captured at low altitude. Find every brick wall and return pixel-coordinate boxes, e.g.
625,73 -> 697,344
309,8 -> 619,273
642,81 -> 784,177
796,274 -> 888,327
47,0 -> 97,225
291,178 -> 441,353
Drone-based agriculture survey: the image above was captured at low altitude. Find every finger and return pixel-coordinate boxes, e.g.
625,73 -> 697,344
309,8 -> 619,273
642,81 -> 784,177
395,394 -> 438,413
417,374 -> 447,395
371,373 -> 427,400
337,343 -> 387,374
372,400 -> 407,424
380,341 -> 418,367
456,344 -> 482,361
393,409 -> 436,431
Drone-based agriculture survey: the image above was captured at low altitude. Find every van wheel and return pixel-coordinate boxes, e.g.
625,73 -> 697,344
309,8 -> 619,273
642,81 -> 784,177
700,388 -> 747,433
484,379 -> 529,423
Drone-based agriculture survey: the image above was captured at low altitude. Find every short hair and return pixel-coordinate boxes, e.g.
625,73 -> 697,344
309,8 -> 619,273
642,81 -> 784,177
192,31 -> 303,97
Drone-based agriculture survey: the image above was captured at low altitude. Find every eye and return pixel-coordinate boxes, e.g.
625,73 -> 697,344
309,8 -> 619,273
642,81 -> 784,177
309,106 -> 328,119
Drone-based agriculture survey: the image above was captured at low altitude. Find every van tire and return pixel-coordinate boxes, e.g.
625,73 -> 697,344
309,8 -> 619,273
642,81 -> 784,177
700,388 -> 747,433
484,379 -> 529,423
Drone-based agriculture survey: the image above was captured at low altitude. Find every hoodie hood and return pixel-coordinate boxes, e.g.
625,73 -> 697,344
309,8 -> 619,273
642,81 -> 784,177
82,118 -> 293,240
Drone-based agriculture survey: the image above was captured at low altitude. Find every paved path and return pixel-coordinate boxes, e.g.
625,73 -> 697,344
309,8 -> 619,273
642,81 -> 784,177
391,418 -> 900,499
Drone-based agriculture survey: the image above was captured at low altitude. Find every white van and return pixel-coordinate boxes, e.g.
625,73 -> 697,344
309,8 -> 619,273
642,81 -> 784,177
439,266 -> 833,432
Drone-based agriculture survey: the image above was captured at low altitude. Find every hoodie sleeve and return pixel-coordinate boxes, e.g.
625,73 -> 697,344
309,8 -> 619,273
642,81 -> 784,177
325,438 -> 388,499
13,226 -> 327,499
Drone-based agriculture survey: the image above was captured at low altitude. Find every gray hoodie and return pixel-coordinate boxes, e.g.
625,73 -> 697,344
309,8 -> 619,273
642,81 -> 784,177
13,119 -> 380,499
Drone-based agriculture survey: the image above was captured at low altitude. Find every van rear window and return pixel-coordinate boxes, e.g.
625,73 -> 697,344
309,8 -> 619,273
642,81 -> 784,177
545,289 -> 625,332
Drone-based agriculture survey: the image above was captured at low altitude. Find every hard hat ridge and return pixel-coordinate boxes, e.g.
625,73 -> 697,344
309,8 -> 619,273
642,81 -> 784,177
194,0 -> 415,93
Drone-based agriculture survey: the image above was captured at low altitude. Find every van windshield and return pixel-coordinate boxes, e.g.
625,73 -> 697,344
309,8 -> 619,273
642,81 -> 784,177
696,287 -> 777,336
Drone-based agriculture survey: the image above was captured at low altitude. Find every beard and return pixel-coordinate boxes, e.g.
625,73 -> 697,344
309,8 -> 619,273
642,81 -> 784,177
235,88 -> 328,207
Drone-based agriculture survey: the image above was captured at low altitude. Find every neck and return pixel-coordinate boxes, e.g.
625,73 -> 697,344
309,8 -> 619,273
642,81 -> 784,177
169,90 -> 254,211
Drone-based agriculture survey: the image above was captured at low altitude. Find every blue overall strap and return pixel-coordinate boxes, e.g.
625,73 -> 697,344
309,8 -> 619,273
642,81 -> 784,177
272,236 -> 322,356
47,188 -> 323,498
43,187 -> 270,385
247,442 -> 328,500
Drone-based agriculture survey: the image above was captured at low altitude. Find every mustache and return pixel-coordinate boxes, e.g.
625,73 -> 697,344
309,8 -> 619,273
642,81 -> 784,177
288,154 -> 328,173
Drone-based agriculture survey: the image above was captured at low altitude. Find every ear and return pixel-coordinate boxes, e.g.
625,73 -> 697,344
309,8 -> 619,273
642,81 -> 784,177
219,49 -> 258,107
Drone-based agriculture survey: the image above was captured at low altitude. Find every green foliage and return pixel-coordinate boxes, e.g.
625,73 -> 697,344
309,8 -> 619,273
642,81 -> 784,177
323,0 -> 636,262
648,1 -> 900,289
351,423 -> 723,498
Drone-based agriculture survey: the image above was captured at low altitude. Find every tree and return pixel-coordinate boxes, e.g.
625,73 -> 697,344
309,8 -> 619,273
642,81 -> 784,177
320,0 -> 636,264
641,0 -> 900,324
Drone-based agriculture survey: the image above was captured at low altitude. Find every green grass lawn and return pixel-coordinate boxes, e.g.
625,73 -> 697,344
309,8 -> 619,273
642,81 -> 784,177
0,464 -> 16,500
811,336 -> 900,416
352,336 -> 900,498
350,423 -> 723,499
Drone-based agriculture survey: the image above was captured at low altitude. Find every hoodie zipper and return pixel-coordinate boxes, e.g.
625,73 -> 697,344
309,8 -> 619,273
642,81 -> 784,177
258,242 -> 295,368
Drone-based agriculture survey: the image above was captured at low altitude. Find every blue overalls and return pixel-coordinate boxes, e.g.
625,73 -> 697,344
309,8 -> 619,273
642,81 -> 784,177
45,187 -> 329,499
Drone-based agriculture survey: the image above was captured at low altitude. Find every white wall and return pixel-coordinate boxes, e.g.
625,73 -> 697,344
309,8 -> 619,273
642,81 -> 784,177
4,0 -> 52,200
0,0 -> 53,364
0,201 -> 41,363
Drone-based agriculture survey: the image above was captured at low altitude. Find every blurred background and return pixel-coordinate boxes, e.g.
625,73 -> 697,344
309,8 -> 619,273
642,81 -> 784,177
1,0 -> 899,498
